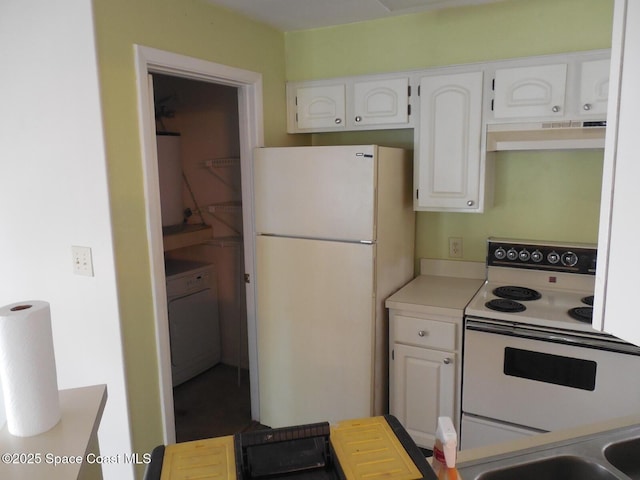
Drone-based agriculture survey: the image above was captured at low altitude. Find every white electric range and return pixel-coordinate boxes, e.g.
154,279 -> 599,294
461,238 -> 640,450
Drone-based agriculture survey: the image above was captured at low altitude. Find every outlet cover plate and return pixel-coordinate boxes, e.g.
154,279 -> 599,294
72,246 -> 94,276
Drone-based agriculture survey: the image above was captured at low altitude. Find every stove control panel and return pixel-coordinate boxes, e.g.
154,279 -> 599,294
488,239 -> 597,274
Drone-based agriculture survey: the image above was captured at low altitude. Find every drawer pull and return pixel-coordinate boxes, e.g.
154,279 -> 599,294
418,330 -> 427,337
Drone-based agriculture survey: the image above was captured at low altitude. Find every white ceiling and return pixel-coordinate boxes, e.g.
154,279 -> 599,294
204,0 -> 506,31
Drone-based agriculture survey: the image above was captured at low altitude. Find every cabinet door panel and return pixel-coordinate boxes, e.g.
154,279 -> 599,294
295,84 -> 346,130
493,64 -> 567,119
595,0 -> 640,346
390,344 -> 455,448
416,71 -> 483,211
579,59 -> 610,116
353,77 -> 409,126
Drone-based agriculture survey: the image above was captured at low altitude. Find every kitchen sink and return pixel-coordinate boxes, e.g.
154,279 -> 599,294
475,455 -> 619,480
458,424 -> 640,480
605,437 -> 640,480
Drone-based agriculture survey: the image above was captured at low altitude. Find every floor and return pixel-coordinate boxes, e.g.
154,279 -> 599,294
173,363 -> 432,460
173,363 -> 266,442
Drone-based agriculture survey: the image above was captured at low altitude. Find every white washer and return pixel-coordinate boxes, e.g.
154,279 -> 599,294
165,259 -> 221,386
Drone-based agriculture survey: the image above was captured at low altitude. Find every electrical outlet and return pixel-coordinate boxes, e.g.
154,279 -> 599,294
449,237 -> 463,258
71,246 -> 94,276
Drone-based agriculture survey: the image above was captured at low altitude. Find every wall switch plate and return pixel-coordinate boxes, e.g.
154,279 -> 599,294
71,246 -> 94,276
449,237 -> 463,258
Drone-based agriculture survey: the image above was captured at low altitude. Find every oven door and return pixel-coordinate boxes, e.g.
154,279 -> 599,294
462,317 -> 640,446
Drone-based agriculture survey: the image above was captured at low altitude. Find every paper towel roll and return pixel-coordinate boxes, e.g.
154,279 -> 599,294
0,301 -> 61,437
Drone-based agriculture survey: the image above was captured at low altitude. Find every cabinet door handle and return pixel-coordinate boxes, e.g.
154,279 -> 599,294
418,330 -> 427,337
583,103 -> 592,111
335,118 -> 342,124
552,105 -> 561,113
467,200 -> 475,207
355,116 -> 362,122
443,358 -> 452,365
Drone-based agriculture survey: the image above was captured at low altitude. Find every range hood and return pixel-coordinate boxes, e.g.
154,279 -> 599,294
486,120 -> 606,152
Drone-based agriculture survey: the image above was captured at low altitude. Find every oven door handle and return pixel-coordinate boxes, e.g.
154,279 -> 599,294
465,319 -> 640,355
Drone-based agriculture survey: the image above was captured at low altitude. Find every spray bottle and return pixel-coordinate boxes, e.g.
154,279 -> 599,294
431,416 -> 459,480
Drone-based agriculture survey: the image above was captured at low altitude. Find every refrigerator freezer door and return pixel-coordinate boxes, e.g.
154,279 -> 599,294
256,235 -> 375,428
254,146 -> 376,242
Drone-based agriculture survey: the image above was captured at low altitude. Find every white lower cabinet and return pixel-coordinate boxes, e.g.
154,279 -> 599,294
389,313 -> 458,448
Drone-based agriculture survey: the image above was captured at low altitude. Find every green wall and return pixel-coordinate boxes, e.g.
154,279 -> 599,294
92,0 -> 291,469
286,0 -> 614,263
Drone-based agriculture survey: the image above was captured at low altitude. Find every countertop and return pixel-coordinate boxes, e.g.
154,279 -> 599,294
385,259 -> 485,317
457,414 -> 640,465
0,384 -> 107,480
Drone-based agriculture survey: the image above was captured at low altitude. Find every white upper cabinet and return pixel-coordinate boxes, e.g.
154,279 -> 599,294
352,77 -> 410,127
415,70 -> 485,212
292,83 -> 346,131
578,58 -> 610,116
286,49 -> 609,214
493,64 -> 568,119
287,75 -> 412,133
488,52 -> 610,123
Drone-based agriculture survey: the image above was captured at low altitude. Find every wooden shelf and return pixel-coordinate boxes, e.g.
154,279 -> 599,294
163,224 -> 213,252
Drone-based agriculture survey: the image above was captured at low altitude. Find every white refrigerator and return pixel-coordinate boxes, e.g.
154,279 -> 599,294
254,145 -> 415,428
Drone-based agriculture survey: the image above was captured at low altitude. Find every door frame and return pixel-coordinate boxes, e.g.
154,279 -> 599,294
133,45 -> 263,443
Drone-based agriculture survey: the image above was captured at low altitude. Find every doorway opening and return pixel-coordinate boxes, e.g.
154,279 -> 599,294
134,45 -> 263,444
154,74 -> 254,441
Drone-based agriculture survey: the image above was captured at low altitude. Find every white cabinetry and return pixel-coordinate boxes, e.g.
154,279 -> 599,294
353,77 -> 410,127
385,267 -> 484,449
287,75 -> 412,133
594,0 -> 640,346
390,314 -> 457,448
488,52 -> 610,122
292,83 -> 346,131
492,63 -> 567,119
578,58 -> 610,116
287,49 -> 609,214
415,70 -> 487,212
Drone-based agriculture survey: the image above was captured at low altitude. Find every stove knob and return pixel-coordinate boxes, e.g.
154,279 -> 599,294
494,247 -> 507,260
519,249 -> 531,262
531,250 -> 543,263
506,248 -> 518,260
561,251 -> 579,267
547,251 -> 560,264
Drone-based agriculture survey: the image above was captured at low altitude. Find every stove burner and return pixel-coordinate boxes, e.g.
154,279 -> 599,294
582,296 -> 594,306
486,299 -> 526,313
493,286 -> 542,302
568,307 -> 593,323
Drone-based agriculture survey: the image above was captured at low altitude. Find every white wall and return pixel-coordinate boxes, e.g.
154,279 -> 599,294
0,1 -> 134,479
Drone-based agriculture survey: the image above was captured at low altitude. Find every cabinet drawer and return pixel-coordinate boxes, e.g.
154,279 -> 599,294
392,315 -> 457,350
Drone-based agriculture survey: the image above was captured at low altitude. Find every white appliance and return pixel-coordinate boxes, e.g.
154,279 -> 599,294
461,238 -> 640,450
166,259 -> 221,386
253,145 -> 415,428
156,133 -> 184,230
